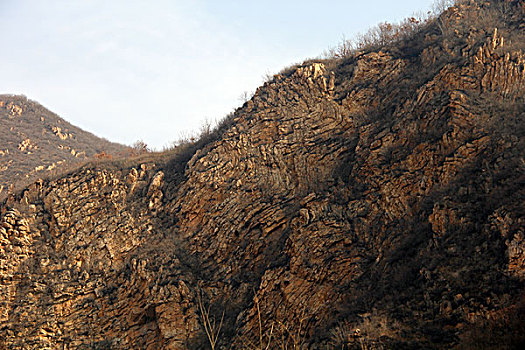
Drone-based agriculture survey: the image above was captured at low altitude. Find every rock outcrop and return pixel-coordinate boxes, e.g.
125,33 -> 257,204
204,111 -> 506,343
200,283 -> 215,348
0,1 -> 524,349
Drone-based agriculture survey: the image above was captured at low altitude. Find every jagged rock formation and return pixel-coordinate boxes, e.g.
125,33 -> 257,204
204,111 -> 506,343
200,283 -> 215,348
0,1 -> 524,349
0,95 -> 129,198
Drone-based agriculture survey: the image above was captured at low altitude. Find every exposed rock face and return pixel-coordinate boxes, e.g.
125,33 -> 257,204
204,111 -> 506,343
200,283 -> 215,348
17,139 -> 37,153
51,126 -> 72,141
0,1 -> 524,349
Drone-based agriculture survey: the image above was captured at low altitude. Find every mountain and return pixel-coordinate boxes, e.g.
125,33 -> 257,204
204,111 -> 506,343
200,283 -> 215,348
0,0 -> 524,349
0,95 -> 129,198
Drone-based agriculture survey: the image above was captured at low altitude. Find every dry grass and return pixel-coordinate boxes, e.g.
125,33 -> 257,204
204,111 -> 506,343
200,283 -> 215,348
236,294 -> 316,350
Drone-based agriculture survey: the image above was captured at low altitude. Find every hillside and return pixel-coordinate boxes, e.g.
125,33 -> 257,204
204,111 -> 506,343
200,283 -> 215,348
0,95 -> 129,197
0,0 -> 524,349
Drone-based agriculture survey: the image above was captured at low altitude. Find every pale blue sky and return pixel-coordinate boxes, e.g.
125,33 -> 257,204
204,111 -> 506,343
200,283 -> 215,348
0,0 -> 435,149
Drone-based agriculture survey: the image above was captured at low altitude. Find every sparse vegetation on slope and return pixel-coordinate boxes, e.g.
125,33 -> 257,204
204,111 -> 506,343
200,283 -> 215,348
0,95 -> 130,198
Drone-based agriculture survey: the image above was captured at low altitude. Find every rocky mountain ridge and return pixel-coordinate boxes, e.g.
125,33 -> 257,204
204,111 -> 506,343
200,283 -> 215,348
0,95 -> 129,198
0,0 -> 524,349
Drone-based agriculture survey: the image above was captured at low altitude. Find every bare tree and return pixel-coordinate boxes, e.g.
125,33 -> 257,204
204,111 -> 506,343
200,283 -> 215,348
132,140 -> 149,154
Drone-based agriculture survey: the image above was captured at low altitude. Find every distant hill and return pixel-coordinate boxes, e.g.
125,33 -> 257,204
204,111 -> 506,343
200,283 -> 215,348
0,95 -> 129,196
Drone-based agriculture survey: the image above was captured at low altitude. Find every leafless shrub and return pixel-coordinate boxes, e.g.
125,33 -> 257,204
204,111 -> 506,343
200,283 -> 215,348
197,291 -> 225,350
238,295 -> 315,350
323,0 -> 482,59
329,320 -> 354,348
431,0 -> 458,16
262,70 -> 275,83
329,312 -> 402,350
163,111 -> 236,185
131,140 -> 149,154
457,294 -> 525,349
324,35 -> 357,59
239,294 -> 274,350
494,0 -> 513,22
199,118 -> 213,139
239,91 -> 255,104
324,14 -> 429,58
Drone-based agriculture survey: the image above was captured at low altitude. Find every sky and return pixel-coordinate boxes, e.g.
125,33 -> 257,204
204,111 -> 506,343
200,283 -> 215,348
0,0 -> 436,150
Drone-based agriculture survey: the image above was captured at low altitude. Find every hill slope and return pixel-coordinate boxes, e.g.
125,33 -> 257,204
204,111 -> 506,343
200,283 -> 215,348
0,1 -> 524,349
0,95 -> 129,197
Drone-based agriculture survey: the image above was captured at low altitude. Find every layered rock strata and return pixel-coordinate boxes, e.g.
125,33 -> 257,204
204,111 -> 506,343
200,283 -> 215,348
0,1 -> 524,348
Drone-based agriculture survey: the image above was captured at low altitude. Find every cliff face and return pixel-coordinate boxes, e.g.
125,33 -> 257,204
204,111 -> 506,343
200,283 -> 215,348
1,1 -> 524,349
0,95 -> 129,198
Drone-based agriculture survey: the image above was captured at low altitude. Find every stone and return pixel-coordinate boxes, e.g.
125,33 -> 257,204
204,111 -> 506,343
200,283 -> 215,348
0,1 -> 524,348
